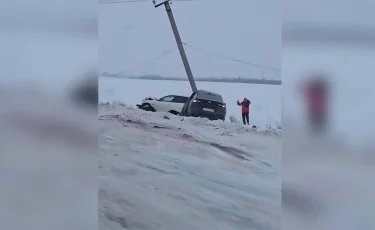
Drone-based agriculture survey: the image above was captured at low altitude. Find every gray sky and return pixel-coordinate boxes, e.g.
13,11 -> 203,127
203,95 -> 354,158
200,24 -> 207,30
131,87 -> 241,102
99,0 -> 281,80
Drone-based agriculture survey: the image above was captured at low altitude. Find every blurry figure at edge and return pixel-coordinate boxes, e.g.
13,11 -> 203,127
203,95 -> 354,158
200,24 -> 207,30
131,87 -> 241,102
300,75 -> 330,135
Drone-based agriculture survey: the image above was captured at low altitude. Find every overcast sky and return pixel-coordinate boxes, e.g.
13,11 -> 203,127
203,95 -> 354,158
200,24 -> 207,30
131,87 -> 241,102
99,0 -> 281,80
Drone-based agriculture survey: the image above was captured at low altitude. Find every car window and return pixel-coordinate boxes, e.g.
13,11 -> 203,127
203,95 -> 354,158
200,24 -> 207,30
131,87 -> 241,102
197,91 -> 223,102
173,96 -> 188,103
159,96 -> 175,102
180,97 -> 189,103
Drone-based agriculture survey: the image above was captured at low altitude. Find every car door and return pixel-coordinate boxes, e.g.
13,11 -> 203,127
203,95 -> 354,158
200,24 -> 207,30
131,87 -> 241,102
170,96 -> 187,113
154,95 -> 175,112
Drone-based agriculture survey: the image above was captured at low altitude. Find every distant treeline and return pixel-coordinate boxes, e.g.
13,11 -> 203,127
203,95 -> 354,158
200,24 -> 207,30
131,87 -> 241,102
101,74 -> 282,85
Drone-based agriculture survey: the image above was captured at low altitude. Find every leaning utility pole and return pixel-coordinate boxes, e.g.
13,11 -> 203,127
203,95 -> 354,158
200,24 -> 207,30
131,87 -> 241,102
154,0 -> 198,93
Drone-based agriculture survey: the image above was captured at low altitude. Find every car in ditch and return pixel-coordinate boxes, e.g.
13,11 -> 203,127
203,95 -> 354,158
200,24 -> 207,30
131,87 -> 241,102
136,95 -> 189,115
180,90 -> 226,120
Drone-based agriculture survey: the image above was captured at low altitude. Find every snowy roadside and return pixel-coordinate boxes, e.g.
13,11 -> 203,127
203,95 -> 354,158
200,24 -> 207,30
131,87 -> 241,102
99,104 -> 281,230
99,101 -> 282,136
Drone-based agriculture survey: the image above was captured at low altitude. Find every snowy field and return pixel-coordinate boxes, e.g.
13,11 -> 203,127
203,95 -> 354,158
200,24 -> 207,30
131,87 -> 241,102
99,104 -> 281,230
99,77 -> 281,131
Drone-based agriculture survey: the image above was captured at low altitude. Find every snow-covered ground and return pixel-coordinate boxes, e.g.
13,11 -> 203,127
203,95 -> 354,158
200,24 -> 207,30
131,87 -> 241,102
99,77 -> 281,131
99,104 -> 281,230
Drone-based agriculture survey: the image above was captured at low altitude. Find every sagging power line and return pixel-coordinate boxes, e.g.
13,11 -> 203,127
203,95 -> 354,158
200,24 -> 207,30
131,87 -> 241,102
182,42 -> 281,72
99,0 -> 149,4
114,47 -> 178,75
99,0 -> 197,5
118,43 -> 280,78
137,47 -> 179,66
117,42 -> 279,77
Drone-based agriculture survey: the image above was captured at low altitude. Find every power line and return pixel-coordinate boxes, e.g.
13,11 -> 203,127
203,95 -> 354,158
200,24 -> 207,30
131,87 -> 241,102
182,42 -> 281,72
99,0 -> 197,4
138,47 -> 178,66
99,0 -> 149,5
114,47 -> 178,75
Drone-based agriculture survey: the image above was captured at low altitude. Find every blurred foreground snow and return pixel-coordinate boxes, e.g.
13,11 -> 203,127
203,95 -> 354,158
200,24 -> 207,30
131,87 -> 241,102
0,92 -> 97,230
99,104 -> 281,230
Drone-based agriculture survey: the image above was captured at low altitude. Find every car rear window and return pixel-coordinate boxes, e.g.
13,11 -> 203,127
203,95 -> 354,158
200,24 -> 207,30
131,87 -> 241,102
196,91 -> 223,102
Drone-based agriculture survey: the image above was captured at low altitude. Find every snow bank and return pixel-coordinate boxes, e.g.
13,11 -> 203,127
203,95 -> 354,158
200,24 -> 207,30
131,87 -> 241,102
100,102 -> 281,136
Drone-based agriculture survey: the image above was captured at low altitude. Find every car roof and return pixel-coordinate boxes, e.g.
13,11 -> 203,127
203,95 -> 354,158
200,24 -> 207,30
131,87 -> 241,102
197,89 -> 221,96
196,90 -> 223,102
164,95 -> 188,98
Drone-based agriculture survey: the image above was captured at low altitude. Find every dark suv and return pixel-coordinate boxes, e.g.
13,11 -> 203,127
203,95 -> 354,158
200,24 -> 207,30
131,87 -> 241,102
181,90 -> 226,121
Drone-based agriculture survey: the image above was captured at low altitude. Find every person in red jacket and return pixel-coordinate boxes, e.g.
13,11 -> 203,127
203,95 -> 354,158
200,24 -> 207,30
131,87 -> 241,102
237,98 -> 251,125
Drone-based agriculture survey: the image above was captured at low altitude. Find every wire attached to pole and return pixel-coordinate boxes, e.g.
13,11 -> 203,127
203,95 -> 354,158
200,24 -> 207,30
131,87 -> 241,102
99,0 -> 149,5
182,42 -> 281,72
113,47 -> 178,76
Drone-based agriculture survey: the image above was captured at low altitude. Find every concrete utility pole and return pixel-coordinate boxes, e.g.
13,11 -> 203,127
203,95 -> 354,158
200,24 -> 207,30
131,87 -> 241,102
154,0 -> 198,93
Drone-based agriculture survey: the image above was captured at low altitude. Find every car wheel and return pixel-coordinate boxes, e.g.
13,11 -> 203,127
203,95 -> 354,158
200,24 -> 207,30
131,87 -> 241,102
142,103 -> 156,112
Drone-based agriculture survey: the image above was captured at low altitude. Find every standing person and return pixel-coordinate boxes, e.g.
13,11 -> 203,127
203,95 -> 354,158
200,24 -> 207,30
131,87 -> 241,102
237,98 -> 250,125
